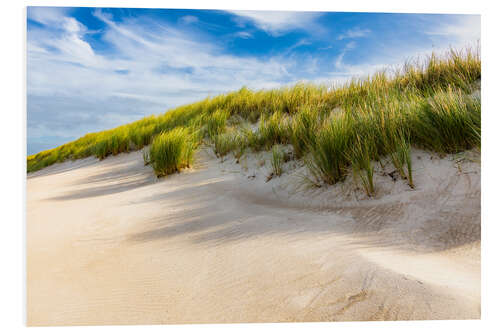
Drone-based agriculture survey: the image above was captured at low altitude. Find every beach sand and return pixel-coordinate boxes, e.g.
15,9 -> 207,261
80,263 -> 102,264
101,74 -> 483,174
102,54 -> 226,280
27,147 -> 480,325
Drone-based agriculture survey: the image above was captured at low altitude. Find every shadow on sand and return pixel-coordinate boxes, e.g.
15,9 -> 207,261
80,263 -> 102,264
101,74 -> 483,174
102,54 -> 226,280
45,150 -> 480,254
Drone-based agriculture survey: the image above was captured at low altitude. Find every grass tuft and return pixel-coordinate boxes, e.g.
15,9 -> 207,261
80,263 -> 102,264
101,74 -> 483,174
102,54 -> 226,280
205,109 -> 230,140
270,145 -> 285,177
213,131 -> 236,160
306,113 -> 355,185
412,87 -> 481,153
290,106 -> 321,158
148,127 -> 195,177
389,131 -> 414,188
347,135 -> 376,196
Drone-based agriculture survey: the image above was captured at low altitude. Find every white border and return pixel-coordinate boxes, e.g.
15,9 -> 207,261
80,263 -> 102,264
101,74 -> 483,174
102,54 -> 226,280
2,1 -> 499,332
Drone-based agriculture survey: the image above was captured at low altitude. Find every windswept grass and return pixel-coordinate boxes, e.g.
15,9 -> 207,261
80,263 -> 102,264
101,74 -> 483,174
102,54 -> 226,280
271,145 -> 285,177
306,113 -> 355,185
213,131 -> 236,160
290,107 -> 321,158
253,111 -> 290,150
204,109 -> 230,140
231,126 -> 251,162
393,48 -> 481,94
412,87 -> 481,153
147,127 -> 195,177
347,135 -> 376,196
389,131 -> 414,188
28,45 -> 481,194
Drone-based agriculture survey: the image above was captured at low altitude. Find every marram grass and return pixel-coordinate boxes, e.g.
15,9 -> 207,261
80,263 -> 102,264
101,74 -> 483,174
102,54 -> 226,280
348,135 -> 376,196
147,127 -> 195,177
271,145 -> 285,177
412,87 -> 481,154
28,46 -> 480,193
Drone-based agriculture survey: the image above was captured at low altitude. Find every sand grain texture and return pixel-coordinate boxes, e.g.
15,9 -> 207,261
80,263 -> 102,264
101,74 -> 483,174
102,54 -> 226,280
27,148 -> 480,325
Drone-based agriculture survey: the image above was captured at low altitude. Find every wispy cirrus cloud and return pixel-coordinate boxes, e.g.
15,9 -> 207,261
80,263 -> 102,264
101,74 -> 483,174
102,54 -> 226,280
26,6 -> 70,25
234,31 -> 253,39
227,10 -> 323,36
425,15 -> 480,48
27,7 -> 311,146
337,27 -> 371,40
179,15 -> 198,25
334,41 -> 357,69
26,8 -> 481,155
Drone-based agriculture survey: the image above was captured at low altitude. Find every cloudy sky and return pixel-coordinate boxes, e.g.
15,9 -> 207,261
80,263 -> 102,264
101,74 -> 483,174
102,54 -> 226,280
27,7 -> 480,155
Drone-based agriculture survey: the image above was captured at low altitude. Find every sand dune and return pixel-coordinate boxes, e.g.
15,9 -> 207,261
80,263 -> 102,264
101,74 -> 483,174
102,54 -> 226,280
26,147 -> 480,325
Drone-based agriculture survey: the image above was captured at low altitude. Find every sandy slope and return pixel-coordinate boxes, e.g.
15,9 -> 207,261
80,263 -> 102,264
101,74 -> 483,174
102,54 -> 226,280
27,147 -> 480,325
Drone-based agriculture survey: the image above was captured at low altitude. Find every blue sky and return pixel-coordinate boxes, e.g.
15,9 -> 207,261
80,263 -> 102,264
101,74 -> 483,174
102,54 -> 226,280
27,7 -> 480,155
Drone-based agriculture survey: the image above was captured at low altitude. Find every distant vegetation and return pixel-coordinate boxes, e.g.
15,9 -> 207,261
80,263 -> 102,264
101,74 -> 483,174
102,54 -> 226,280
28,47 -> 481,192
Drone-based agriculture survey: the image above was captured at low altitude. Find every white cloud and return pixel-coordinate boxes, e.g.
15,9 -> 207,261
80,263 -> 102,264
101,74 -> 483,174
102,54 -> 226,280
329,15 -> 480,83
179,15 -> 198,24
330,41 -> 479,84
334,41 -> 357,69
227,10 -> 322,36
337,27 -> 371,40
27,8 -> 311,142
27,9 -> 481,153
282,38 -> 311,55
345,41 -> 357,50
27,6 -> 70,25
235,31 -> 253,39
425,15 -> 480,48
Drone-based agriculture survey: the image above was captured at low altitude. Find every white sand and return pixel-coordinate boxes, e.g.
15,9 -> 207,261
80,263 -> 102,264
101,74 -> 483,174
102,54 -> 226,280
27,146 -> 480,325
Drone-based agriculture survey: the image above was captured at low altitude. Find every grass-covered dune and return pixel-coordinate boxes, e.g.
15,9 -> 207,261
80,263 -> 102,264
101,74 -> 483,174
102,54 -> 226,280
28,48 -> 480,194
